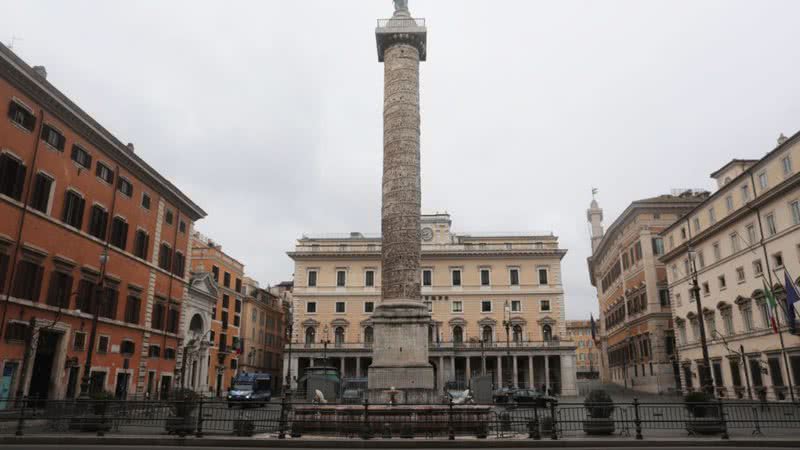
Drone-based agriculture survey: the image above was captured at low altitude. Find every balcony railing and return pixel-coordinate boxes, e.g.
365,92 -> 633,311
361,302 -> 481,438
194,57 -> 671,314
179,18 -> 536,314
296,339 -> 567,351
377,17 -> 426,28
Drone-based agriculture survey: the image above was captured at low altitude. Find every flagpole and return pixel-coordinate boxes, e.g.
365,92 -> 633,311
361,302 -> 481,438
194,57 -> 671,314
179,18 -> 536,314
765,271 -> 795,402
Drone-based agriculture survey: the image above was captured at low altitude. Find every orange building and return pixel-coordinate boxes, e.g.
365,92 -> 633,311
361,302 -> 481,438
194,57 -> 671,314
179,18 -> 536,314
239,278 -> 286,394
0,44 -> 205,404
189,233 -> 243,396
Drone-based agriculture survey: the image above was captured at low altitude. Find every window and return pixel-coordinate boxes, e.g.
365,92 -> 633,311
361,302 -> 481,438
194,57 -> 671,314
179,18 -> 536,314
46,271 -> 73,308
741,184 -> 751,202
166,308 -> 179,333
29,172 -> 53,213
8,100 -> 36,131
680,227 -> 687,240
766,213 -> 777,236
509,268 -> 519,286
118,339 -> 135,356
538,268 -> 549,285
335,301 -> 345,313
117,177 -> 133,197
718,275 -> 727,289
668,235 -> 675,250
73,332 -> 86,351
481,300 -> 492,312
697,250 -> 705,268
652,237 -> 664,256
542,324 -> 553,341
12,260 -> 43,302
701,282 -> 710,295
753,259 -> 764,276
141,192 -> 151,210
124,296 -> 141,324
722,309 -> 734,336
451,269 -> 461,286
742,306 -> 754,331
709,207 -> 717,224
158,243 -> 172,271
659,289 -> 670,306
693,217 -> 701,232
773,252 -> 784,268
165,209 -> 174,225
97,336 -> 110,353
223,272 -> 231,288
133,230 -> 149,259
234,299 -> 241,313
61,190 -> 85,229
222,294 -> 229,308
212,266 -> 219,282
110,217 -> 128,250
511,300 -> 521,312
306,302 -> 317,313
725,195 -> 734,213
792,201 -> 800,225
96,162 -> 114,184
221,311 -> 228,329
307,270 -> 317,287
540,299 -> 551,312
758,172 -> 768,190
482,326 -> 493,343
365,270 -> 375,287
172,251 -> 185,277
782,155 -> 793,176
336,270 -> 346,287
364,301 -> 374,313
74,279 -> 92,313
705,314 -> 717,337
731,233 -> 741,252
179,220 -> 186,233
746,223 -> 757,245
451,300 -> 463,313
477,268 -> 490,286
422,269 -> 432,286
452,326 -> 463,344
88,205 -> 109,240
736,267 -> 746,282
41,124 -> 65,151
713,242 -> 721,261
164,348 -> 176,360
97,286 -> 118,319
0,153 -> 26,201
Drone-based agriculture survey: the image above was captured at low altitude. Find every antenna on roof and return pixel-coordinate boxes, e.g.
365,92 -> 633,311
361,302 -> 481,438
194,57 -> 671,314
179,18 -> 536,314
7,35 -> 23,50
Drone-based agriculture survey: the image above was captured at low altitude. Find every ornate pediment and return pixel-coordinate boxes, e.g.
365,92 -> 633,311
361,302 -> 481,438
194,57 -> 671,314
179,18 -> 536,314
302,318 -> 320,328
190,272 -> 219,300
330,318 -> 350,327
478,317 -> 497,326
449,317 -> 466,326
734,295 -> 751,306
509,316 -> 527,326
537,316 -> 556,326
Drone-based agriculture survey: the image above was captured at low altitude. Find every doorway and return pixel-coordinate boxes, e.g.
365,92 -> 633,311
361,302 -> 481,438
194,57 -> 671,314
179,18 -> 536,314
115,372 -> 130,399
29,330 -> 60,401
0,362 -> 20,409
216,372 -> 223,397
65,366 -> 79,399
159,375 -> 172,400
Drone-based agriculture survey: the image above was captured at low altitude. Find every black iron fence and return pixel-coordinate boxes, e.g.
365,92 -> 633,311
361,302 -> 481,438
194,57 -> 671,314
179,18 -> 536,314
1,396 -> 799,440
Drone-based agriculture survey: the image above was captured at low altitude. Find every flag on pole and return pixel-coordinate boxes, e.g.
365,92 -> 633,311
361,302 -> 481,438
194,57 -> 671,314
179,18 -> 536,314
784,271 -> 798,335
762,279 -> 779,333
590,314 -> 598,343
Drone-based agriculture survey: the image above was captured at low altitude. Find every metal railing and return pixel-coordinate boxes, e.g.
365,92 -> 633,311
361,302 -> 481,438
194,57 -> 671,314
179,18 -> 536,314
2,396 -> 799,439
377,18 -> 426,28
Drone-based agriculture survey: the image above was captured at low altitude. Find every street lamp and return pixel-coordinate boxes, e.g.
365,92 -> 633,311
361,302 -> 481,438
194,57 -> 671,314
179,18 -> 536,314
284,319 -> 294,393
479,338 -> 486,375
687,247 -> 714,394
503,301 -> 511,388
322,325 -> 330,366
79,248 -> 110,399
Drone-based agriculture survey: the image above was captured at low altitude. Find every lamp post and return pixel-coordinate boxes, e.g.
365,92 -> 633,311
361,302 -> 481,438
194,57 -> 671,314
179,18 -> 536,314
687,247 -> 714,394
78,248 -> 109,399
284,319 -> 294,393
479,338 -> 486,375
322,325 -> 330,367
503,301 -> 511,388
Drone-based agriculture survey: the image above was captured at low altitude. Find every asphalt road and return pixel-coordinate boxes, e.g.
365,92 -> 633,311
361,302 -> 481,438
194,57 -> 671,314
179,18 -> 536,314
0,447 -> 779,450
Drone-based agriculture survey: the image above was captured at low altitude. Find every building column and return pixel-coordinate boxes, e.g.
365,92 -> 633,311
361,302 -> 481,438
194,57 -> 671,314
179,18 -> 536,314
496,355 -> 502,388
340,357 -> 345,376
438,356 -> 444,391
512,355 -> 518,388
466,356 -> 471,384
545,355 -> 550,393
561,353 -> 578,396
356,357 -> 361,378
528,355 -> 534,389
481,354 -> 486,375
450,356 -> 456,382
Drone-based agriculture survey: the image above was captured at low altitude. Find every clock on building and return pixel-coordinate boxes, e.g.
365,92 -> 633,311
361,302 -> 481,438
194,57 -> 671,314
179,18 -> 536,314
421,227 -> 433,241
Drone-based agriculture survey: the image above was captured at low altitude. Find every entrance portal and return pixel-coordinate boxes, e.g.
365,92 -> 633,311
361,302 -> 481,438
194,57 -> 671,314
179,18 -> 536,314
29,330 -> 60,401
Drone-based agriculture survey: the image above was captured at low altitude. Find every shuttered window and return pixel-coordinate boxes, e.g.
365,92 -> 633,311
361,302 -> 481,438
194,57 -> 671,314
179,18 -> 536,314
75,279 -> 93,313
12,260 -> 44,302
97,286 -> 118,320
8,101 -> 36,132
158,244 -> 172,271
117,177 -> 133,197
96,162 -> 114,184
29,173 -> 53,213
172,251 -> 185,277
88,205 -> 109,240
134,230 -> 149,259
71,145 -> 92,169
41,124 -> 66,151
62,190 -> 85,229
0,253 -> 9,294
110,217 -> 128,250
46,271 -> 73,308
124,296 -> 141,324
0,153 -> 26,201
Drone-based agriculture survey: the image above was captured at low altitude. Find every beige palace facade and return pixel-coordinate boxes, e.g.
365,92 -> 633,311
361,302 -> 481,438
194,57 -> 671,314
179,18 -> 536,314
284,214 -> 577,396
587,194 -> 705,393
662,133 -> 800,401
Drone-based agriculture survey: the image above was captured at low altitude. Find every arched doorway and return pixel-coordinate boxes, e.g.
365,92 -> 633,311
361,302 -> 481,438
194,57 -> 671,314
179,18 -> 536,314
482,326 -> 493,343
453,326 -> 463,344
305,327 -> 316,345
335,327 -> 345,346
513,325 -> 523,343
364,326 -> 374,345
542,324 -> 552,342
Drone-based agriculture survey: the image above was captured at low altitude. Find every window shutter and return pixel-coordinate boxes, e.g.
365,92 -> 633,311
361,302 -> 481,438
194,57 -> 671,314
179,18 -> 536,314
77,197 -> 85,229
46,272 -> 59,306
58,133 -> 66,150
121,222 -> 129,249
12,163 -> 26,200
62,275 -> 73,308
24,111 -> 36,132
6,101 -> 16,121
0,254 -> 9,294
31,264 -> 44,303
95,163 -> 102,177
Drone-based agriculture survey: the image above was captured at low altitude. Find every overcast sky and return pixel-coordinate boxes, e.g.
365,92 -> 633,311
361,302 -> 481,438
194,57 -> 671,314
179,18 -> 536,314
4,0 -> 800,320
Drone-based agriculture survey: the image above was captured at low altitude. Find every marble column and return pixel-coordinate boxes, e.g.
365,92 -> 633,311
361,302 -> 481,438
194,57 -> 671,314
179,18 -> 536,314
340,357 -> 345,376
497,355 -> 502,387
438,356 -> 444,391
356,357 -> 361,378
466,357 -> 471,384
450,356 -> 456,382
545,355 -> 550,393
528,355 -> 534,389
512,356 -> 518,388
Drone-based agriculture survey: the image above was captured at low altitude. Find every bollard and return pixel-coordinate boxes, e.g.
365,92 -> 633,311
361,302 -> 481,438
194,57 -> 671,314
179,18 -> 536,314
278,394 -> 287,439
633,398 -> 643,440
195,396 -> 204,438
549,399 -> 558,440
15,396 -> 27,436
448,397 -> 455,440
752,405 -> 763,436
361,397 -> 371,440
533,406 -> 541,440
718,398 -> 729,440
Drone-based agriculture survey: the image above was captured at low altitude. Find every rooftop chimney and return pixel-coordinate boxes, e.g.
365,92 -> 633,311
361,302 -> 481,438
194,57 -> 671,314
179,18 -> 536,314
127,142 -> 135,153
32,65 -> 47,79
778,133 -> 788,146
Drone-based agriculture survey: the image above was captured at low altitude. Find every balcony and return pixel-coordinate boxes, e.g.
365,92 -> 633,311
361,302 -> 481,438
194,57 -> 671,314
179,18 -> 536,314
377,17 -> 426,28
294,339 -> 569,352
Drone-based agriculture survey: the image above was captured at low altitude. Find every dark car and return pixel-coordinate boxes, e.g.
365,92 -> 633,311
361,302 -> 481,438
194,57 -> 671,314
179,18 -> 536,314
227,373 -> 272,407
492,387 -> 515,404
510,388 -> 554,408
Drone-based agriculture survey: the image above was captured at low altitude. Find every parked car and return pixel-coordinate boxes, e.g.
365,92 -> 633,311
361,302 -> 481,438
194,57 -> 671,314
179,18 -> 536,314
227,373 -> 272,407
340,377 -> 368,404
511,388 -> 554,408
492,387 -> 515,404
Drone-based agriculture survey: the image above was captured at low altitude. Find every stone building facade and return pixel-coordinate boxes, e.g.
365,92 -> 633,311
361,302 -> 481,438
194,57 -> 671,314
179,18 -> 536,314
189,233 -> 243,396
587,194 -> 704,393
284,213 -> 577,396
662,133 -> 800,400
566,320 -> 600,379
0,43 -> 205,404
239,277 -> 286,393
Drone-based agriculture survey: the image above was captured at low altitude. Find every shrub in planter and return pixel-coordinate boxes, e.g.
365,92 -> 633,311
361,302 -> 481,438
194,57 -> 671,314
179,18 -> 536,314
166,388 -> 199,436
582,390 -> 615,435
684,391 -> 723,435
90,390 -> 116,416
234,419 -> 255,437
68,391 -> 115,433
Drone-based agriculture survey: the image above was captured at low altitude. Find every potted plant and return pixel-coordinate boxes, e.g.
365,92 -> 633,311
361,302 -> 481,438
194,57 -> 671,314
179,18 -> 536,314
582,389 -> 615,435
69,390 -> 115,432
165,388 -> 199,436
684,391 -> 723,434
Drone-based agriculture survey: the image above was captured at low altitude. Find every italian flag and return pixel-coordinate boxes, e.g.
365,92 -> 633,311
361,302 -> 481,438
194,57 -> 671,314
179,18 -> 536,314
762,279 -> 779,333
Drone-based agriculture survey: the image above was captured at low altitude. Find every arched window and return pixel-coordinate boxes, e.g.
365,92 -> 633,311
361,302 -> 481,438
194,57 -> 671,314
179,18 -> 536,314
428,325 -> 434,343
364,326 -> 374,345
542,324 -> 552,342
482,326 -> 493,343
335,327 -> 345,346
453,326 -> 463,344
305,327 -> 316,345
513,325 -> 523,343
189,314 -> 203,334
